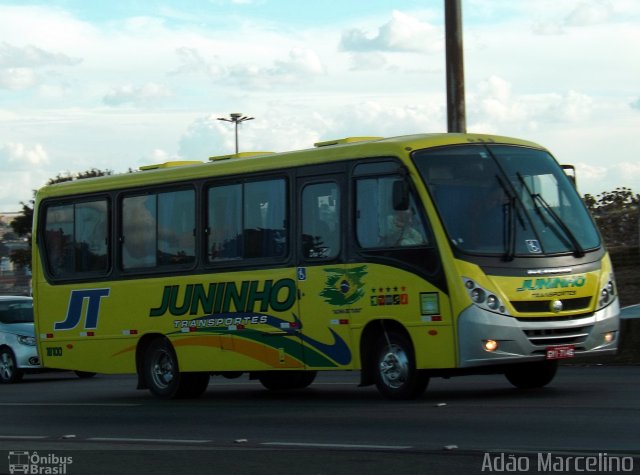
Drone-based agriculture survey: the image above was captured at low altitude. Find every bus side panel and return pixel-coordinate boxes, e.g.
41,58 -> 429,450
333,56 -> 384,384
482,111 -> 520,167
340,264 -> 456,370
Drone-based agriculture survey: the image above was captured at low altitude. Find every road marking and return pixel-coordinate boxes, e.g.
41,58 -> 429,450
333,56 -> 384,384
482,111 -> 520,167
261,442 -> 413,450
0,435 -> 48,440
0,403 -> 140,407
87,437 -> 211,444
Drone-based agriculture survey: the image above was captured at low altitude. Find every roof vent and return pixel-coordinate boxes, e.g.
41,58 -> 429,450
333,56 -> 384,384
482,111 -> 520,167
139,161 -> 202,171
208,151 -> 274,162
314,136 -> 382,148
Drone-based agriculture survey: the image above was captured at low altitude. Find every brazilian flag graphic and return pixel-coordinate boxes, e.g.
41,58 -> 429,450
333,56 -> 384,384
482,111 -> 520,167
319,266 -> 367,306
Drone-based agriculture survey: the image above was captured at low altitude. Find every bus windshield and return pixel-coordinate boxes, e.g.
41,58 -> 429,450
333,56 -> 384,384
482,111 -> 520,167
413,144 -> 601,257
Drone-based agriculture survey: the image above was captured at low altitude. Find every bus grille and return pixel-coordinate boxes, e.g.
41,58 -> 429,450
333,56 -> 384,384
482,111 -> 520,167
523,325 -> 592,347
511,297 -> 592,313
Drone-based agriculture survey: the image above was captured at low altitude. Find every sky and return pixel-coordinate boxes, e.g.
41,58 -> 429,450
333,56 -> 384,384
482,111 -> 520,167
0,0 -> 639,212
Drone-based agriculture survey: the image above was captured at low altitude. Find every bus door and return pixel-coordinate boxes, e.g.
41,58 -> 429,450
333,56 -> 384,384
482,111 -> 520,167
295,174 -> 355,370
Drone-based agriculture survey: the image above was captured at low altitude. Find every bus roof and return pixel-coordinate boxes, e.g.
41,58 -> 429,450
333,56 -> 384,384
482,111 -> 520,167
35,132 -> 545,200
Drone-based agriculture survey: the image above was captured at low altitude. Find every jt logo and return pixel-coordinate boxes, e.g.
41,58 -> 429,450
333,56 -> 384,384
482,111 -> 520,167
55,289 -> 110,330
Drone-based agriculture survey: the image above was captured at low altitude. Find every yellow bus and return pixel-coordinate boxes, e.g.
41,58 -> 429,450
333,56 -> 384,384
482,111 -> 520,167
32,133 -> 619,399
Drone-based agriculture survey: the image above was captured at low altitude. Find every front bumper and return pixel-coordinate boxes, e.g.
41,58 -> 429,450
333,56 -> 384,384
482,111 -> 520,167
13,343 -> 42,370
458,299 -> 620,367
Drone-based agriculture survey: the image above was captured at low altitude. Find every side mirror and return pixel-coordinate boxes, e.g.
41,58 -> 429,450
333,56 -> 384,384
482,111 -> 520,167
392,180 -> 410,211
561,164 -> 577,187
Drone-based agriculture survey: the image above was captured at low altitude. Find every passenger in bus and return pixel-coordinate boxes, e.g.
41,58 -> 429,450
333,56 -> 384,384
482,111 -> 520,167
384,208 -> 425,247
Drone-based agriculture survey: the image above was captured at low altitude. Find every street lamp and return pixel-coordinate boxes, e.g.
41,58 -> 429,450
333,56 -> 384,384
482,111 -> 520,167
217,113 -> 254,154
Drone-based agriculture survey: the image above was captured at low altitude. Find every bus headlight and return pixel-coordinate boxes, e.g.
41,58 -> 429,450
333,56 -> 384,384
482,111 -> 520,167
463,278 -> 509,316
486,295 -> 500,310
597,274 -> 617,310
471,288 -> 486,303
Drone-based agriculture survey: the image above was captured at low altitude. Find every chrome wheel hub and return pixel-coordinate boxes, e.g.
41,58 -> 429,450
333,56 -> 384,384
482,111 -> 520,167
379,344 -> 409,389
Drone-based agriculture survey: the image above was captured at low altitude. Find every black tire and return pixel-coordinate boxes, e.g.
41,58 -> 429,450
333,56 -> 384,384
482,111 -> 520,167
258,370 -> 317,391
74,371 -> 97,379
143,338 -> 209,399
373,331 -> 429,400
0,348 -> 23,383
505,360 -> 558,389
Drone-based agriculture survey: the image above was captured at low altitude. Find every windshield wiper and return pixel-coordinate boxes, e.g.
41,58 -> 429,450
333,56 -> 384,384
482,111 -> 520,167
494,174 -> 531,261
516,173 -> 585,257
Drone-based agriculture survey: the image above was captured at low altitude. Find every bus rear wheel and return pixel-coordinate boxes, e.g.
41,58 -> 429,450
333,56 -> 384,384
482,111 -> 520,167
373,331 -> 429,400
143,338 -> 209,399
257,370 -> 317,391
504,360 -> 558,389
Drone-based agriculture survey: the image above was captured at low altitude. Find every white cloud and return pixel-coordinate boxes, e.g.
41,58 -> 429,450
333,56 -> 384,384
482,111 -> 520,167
0,67 -> 38,90
103,83 -> 173,106
0,142 -> 49,168
346,52 -> 388,71
340,10 -> 442,53
169,46 -> 325,89
576,161 -> 640,196
564,0 -> 614,26
0,41 -> 81,68
469,76 -> 594,129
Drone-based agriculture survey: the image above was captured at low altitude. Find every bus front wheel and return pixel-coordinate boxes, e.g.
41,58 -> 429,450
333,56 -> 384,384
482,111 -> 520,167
504,360 -> 558,389
373,331 -> 429,400
143,338 -> 209,399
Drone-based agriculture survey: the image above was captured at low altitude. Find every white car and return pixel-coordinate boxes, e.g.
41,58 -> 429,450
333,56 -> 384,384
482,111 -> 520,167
0,296 -> 41,383
620,304 -> 640,319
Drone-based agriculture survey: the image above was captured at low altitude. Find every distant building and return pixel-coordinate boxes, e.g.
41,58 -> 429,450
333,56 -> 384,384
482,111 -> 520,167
0,212 -> 31,296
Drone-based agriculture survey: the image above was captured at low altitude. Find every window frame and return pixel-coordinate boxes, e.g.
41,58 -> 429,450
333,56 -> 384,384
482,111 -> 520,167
40,195 -> 111,280
204,174 -> 290,267
118,185 -> 197,273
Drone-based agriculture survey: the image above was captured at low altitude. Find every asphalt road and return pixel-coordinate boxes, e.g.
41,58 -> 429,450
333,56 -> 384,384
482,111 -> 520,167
1,366 -> 639,475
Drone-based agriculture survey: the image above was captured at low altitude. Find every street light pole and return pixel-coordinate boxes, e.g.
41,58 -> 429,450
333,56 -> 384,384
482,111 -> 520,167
445,0 -> 466,133
217,113 -> 254,154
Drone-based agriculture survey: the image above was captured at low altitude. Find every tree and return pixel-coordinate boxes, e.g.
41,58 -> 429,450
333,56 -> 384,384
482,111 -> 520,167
9,168 -> 113,270
583,187 -> 640,248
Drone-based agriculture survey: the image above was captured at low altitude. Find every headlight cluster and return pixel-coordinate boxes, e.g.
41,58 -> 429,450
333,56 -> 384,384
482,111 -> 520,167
17,335 -> 37,346
598,274 -> 617,309
463,278 -> 509,315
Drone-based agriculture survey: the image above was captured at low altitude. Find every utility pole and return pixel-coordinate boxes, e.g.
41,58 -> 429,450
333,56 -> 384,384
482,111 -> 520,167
217,113 -> 254,154
445,0 -> 466,133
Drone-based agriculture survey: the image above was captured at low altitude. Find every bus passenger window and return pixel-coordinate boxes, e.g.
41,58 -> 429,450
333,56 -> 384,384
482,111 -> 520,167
208,184 -> 243,261
207,178 -> 287,262
44,199 -> 109,277
356,177 -> 428,249
74,200 -> 108,272
245,180 -> 287,259
44,204 -> 74,276
122,195 -> 157,269
157,190 -> 195,265
301,182 -> 339,259
122,190 -> 196,270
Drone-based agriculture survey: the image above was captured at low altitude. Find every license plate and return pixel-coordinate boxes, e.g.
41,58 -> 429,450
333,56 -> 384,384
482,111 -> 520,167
545,345 -> 575,360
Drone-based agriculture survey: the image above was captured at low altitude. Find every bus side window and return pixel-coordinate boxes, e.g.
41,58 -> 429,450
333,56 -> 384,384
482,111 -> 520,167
243,179 -> 287,259
208,184 -> 243,261
207,178 -> 287,262
157,190 -> 195,265
356,176 -> 428,249
74,200 -> 109,272
122,195 -> 157,269
44,204 -> 74,276
44,199 -> 109,277
301,182 -> 340,259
